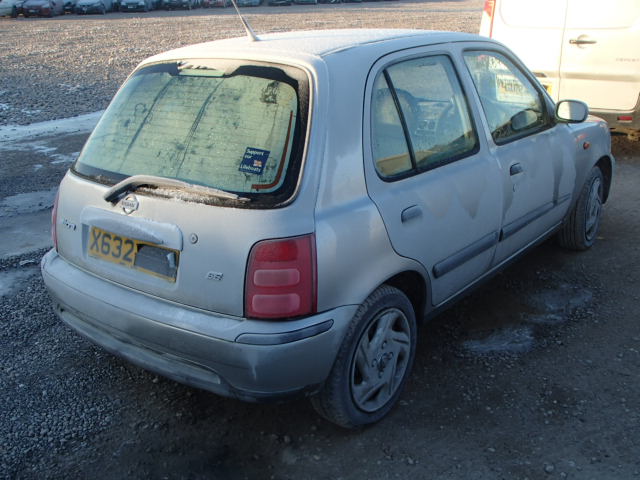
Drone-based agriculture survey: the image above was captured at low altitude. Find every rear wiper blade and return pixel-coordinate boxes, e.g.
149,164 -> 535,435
104,174 -> 249,204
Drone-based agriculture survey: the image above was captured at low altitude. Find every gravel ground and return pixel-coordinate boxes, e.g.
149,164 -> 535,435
0,0 -> 482,126
1,2 -> 640,479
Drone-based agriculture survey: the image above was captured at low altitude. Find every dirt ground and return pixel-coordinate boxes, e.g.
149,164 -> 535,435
3,134 -> 639,479
1,1 -> 640,479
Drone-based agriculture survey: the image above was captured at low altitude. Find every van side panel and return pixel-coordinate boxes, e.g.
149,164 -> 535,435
559,0 -> 640,112
481,0 -> 567,98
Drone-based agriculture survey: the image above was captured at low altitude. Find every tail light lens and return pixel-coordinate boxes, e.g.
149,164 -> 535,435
51,189 -> 60,252
482,0 -> 497,37
245,234 -> 317,320
483,0 -> 496,15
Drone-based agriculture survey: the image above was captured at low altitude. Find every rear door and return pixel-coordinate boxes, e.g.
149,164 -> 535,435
364,47 -> 503,306
559,0 -> 640,111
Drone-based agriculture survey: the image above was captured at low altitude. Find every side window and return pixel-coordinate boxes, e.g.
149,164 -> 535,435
463,51 -> 548,144
371,74 -> 412,177
371,55 -> 478,179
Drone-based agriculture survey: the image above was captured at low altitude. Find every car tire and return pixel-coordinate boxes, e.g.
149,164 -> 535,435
557,166 -> 604,251
311,285 -> 417,428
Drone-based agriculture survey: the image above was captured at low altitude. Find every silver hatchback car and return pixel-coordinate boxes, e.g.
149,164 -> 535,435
42,29 -> 614,428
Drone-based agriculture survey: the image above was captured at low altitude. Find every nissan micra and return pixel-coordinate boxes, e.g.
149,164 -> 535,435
41,29 -> 614,428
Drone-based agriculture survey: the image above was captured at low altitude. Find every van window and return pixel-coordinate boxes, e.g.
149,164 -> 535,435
371,55 -> 478,179
463,51 -> 548,144
73,61 -> 307,206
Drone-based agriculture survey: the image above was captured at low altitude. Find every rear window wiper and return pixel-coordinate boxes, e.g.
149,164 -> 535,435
104,174 -> 249,204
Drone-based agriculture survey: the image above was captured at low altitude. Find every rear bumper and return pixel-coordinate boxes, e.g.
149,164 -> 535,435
41,249 -> 356,401
592,95 -> 640,134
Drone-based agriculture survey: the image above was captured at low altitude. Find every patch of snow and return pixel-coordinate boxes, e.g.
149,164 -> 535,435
51,152 -> 80,165
523,284 -> 593,325
21,108 -> 42,116
0,110 -> 103,143
0,188 -> 58,218
464,326 -> 535,355
0,138 -> 80,164
0,266 -> 39,298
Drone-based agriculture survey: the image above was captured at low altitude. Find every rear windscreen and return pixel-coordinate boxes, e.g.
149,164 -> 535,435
73,60 -> 308,206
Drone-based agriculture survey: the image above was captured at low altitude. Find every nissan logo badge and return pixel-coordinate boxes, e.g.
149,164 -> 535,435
121,194 -> 139,215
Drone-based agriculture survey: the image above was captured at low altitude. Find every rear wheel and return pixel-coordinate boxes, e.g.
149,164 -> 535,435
311,285 -> 417,428
558,166 -> 604,251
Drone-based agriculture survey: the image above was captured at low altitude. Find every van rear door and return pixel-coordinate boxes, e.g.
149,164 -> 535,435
559,0 -> 640,112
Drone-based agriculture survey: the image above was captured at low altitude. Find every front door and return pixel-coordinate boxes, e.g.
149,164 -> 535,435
463,49 -> 576,265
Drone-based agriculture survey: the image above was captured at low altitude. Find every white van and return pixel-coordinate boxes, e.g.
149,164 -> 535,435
480,0 -> 640,140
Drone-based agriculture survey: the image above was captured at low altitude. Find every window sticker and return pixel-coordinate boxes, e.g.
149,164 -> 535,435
239,147 -> 270,175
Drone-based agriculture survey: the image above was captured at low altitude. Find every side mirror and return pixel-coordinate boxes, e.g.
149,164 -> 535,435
511,109 -> 540,132
556,100 -> 589,123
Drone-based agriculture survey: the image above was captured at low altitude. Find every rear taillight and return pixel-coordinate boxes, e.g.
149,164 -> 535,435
51,189 -> 59,252
482,0 -> 497,37
245,234 -> 317,320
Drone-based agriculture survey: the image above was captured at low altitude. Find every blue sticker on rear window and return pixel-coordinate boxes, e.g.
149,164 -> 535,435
239,147 -> 270,175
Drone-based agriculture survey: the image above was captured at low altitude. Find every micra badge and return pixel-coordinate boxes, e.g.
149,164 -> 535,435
121,194 -> 139,215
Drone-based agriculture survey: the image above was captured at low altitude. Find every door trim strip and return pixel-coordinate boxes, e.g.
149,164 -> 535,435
500,201 -> 555,241
432,231 -> 499,278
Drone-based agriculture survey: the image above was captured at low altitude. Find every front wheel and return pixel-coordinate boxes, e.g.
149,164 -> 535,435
311,285 -> 417,428
557,166 -> 604,251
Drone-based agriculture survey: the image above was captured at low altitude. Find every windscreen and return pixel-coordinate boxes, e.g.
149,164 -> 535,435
74,61 -> 307,205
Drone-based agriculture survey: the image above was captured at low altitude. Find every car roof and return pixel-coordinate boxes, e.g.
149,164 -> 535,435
142,29 -> 490,69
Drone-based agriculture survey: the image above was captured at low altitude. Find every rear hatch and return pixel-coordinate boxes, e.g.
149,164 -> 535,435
55,59 -> 311,317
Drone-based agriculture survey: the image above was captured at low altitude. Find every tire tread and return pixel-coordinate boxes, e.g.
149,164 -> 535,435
557,166 -> 603,251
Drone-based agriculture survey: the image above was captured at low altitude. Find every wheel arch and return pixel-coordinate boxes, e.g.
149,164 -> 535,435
383,270 -> 429,323
596,155 -> 613,203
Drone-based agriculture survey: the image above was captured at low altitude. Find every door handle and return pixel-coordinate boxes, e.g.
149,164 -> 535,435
401,205 -> 422,223
510,163 -> 524,176
569,38 -> 597,45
